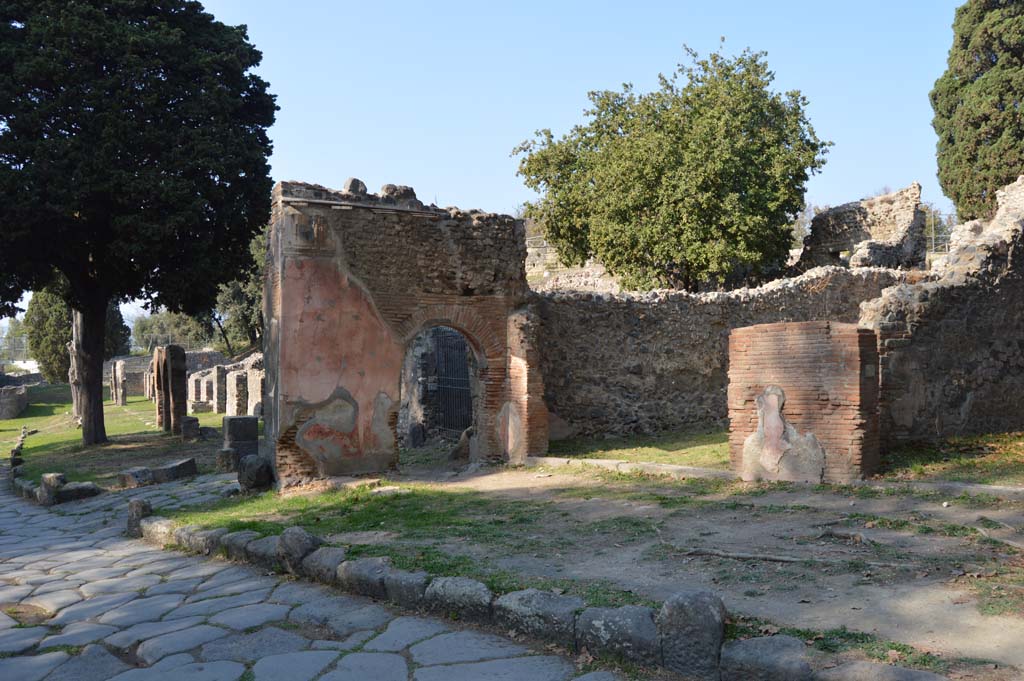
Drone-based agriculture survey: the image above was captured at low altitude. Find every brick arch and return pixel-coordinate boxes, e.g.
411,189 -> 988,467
395,304 -> 506,365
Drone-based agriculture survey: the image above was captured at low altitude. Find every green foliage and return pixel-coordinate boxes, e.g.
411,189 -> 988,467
931,0 -> 1024,221
515,46 -> 830,290
24,287 -> 71,383
132,311 -> 212,353
25,286 -> 133,381
213,226 -> 267,354
104,304 -> 131,360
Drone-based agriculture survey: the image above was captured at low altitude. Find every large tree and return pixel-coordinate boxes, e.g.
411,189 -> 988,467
0,1 -> 276,443
24,285 -> 131,384
515,46 -> 830,291
132,311 -> 212,353
931,0 -> 1024,221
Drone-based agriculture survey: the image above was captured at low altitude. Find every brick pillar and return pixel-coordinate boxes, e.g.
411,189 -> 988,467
213,365 -> 227,413
167,345 -> 187,436
153,347 -> 169,430
727,321 -> 879,482
226,370 -> 248,416
506,307 -> 548,463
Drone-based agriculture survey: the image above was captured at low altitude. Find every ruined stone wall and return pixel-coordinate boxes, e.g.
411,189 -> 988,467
861,176 -> 1024,444
536,266 -> 903,435
265,180 -> 547,485
727,321 -> 880,482
797,183 -> 925,270
525,236 -> 621,293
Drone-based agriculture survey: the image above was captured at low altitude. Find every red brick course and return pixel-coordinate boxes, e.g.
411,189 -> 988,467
727,321 -> 879,482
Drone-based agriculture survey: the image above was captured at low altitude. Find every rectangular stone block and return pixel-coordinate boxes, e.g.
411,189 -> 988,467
223,415 -> 259,457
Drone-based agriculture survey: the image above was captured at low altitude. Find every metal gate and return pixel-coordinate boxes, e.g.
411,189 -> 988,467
431,326 -> 473,436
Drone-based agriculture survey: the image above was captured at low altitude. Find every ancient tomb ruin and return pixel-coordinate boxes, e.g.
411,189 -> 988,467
149,345 -> 187,436
186,352 -> 265,418
264,180 -> 548,486
727,321 -> 880,482
795,183 -> 926,271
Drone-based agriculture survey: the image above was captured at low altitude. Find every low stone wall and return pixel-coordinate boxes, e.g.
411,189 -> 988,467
861,176 -> 1024,445
536,266 -> 903,435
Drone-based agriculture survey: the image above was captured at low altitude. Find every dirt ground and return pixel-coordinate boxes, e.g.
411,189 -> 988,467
392,463 -> 1024,677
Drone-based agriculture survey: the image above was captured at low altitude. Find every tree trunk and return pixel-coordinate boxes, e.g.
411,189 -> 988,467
213,316 -> 235,357
72,298 -> 109,446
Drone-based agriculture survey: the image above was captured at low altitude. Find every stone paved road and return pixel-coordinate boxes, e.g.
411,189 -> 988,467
0,475 -> 621,681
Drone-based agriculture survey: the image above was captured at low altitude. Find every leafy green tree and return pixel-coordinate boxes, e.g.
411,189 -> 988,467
25,285 -> 135,383
24,287 -> 71,384
931,0 -> 1024,221
0,1 -> 276,443
132,312 -> 212,353
105,305 -> 131,360
515,46 -> 830,291
212,226 -> 267,355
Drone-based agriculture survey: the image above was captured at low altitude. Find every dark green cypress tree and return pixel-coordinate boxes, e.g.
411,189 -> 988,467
931,0 -> 1024,221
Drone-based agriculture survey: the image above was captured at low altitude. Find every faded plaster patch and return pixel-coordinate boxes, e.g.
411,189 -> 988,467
498,402 -> 526,465
296,388 -> 361,467
370,391 -> 396,453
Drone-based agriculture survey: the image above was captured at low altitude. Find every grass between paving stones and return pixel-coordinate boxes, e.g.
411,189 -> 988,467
1,384 -> 222,485
881,432 -> 1024,485
549,426 -> 731,469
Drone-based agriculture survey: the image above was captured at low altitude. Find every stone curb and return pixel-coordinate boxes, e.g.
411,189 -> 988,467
8,469 -> 102,507
135,512 -> 726,677
526,456 -> 737,480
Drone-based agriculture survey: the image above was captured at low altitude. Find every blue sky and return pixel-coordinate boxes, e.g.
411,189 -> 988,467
1,1 -> 966,328
203,0 -> 962,214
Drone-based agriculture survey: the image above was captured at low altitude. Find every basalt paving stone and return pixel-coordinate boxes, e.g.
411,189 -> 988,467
165,563 -> 231,582
0,610 -> 16,628
311,630 -> 375,650
409,631 -> 532,666
76,567 -> 132,581
0,625 -> 48,653
289,599 -> 394,638
187,576 -> 279,602
80,573 -> 162,597
40,621 -> 119,648
320,652 -> 409,681
45,643 -> 131,681
268,581 -> 336,605
109,659 -> 246,681
200,626 -> 311,663
35,578 -> 86,594
208,602 -> 291,629
105,615 -> 207,649
98,593 -> 185,626
196,567 -> 260,591
163,589 -> 271,619
151,653 -> 195,670
49,592 -> 138,626
412,656 -> 577,681
0,650 -> 70,681
0,584 -> 33,600
365,616 -> 450,652
251,650 -> 339,681
573,672 -> 624,680
22,588 -> 82,612
136,624 -> 230,664
146,577 -> 203,595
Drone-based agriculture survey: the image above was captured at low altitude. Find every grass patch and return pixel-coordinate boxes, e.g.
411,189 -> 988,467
549,427 -> 730,469
2,384 -> 223,485
881,432 -> 1024,485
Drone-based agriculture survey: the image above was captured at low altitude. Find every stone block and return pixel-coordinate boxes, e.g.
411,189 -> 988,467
118,467 -> 154,489
126,499 -> 153,538
577,605 -> 660,667
181,416 -> 201,440
337,557 -> 391,600
423,576 -> 493,622
226,370 -> 248,416
180,527 -> 229,555
494,588 -> 584,650
721,635 -> 812,681
217,448 -> 242,473
55,481 -> 102,503
140,517 -> 176,546
245,535 -> 283,572
657,589 -> 727,679
152,458 -> 198,484
223,415 -> 259,457
238,455 -> 273,492
221,530 -> 261,562
277,526 -> 323,574
300,547 -> 347,584
37,472 -> 66,506
384,569 -> 429,609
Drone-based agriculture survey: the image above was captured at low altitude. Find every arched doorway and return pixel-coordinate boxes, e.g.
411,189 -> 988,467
398,325 -> 481,462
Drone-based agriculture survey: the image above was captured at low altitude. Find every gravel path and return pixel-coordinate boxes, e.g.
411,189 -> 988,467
0,474 -> 619,681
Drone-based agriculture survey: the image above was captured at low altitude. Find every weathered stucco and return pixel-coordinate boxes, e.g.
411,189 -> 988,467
264,180 -> 548,486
